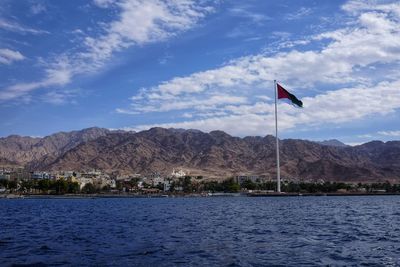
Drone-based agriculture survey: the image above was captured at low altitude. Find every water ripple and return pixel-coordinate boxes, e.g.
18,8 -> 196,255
1,196 -> 400,266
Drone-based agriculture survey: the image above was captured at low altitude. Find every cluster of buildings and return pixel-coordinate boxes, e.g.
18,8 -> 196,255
1,166 -> 314,193
0,167 -> 27,181
113,168 -> 189,192
0,166 -> 192,192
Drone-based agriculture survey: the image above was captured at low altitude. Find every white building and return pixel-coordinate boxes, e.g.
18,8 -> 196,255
163,180 -> 172,192
171,169 -> 186,178
235,175 -> 260,185
31,172 -> 51,180
152,177 -> 164,187
77,177 -> 94,190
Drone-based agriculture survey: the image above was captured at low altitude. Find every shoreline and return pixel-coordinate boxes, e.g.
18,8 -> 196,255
2,192 -> 400,199
247,192 -> 400,197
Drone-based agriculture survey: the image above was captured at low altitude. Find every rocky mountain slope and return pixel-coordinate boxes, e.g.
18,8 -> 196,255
1,127 -> 399,182
1,127 -> 398,182
0,127 -> 109,166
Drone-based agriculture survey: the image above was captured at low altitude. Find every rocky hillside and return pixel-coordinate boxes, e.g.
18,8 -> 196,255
0,127 -> 110,166
2,127 -> 397,182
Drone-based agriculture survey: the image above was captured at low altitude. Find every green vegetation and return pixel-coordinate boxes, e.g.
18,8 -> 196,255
1,178 -> 79,194
202,178 -> 240,193
0,179 -> 17,191
81,183 -> 97,194
200,179 -> 400,194
1,177 -> 400,195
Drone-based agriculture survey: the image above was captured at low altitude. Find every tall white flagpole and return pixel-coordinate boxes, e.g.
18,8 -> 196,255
274,80 -> 281,193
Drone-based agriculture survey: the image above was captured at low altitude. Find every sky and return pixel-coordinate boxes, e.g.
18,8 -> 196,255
0,0 -> 400,145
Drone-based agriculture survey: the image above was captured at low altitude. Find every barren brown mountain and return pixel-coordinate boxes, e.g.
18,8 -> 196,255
1,127 -> 399,182
0,127 -> 109,166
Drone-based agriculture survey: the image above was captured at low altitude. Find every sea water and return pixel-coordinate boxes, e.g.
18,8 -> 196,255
1,196 -> 400,266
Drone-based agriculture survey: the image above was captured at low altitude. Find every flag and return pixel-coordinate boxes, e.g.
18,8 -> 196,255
277,83 -> 303,107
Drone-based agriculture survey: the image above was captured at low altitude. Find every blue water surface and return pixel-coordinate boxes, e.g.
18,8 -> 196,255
1,196 -> 400,266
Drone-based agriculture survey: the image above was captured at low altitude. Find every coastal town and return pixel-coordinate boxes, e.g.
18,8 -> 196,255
0,166 -> 398,197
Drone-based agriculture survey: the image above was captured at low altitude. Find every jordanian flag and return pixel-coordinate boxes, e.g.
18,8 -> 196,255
277,83 -> 303,108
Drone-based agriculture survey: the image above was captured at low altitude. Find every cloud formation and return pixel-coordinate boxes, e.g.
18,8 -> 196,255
0,57 -> 72,100
0,0 -> 215,101
378,130 -> 400,137
0,18 -> 48,35
0,48 -> 25,64
82,0 -> 214,70
118,0 -> 400,136
122,79 -> 400,136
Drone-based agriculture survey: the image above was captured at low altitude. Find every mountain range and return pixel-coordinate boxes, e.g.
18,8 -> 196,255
0,127 -> 399,182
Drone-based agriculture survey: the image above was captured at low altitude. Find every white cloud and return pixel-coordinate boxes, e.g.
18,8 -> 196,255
229,6 -> 270,24
120,0 -> 400,130
125,79 -> 400,137
285,7 -> 313,20
118,94 -> 247,114
1,0 -> 215,101
30,3 -> 47,15
41,89 -> 82,105
0,58 -> 72,100
345,142 -> 364,146
297,80 -> 400,125
342,0 -> 400,17
357,134 -> 373,138
81,0 -> 214,69
378,130 -> 400,137
225,5 -> 271,39
0,18 -> 48,34
122,113 -> 270,136
0,48 -> 25,64
93,0 -> 117,8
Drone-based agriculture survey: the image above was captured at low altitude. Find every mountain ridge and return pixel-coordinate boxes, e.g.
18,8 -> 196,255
1,127 -> 399,182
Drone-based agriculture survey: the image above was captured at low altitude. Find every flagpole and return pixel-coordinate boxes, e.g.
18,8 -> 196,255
274,80 -> 281,193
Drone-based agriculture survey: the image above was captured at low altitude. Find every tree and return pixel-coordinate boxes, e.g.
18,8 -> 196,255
202,181 -> 220,192
183,176 -> 192,193
37,179 -> 51,192
241,180 -> 257,190
155,183 -> 164,191
54,179 -> 68,194
169,181 -> 176,192
7,180 -> 18,191
102,185 -> 110,191
221,178 -> 240,193
68,182 -> 80,193
82,183 -> 96,194
20,180 -> 34,193
384,181 -> 391,192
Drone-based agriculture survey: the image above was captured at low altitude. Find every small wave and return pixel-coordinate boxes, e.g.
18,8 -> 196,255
11,263 -> 48,267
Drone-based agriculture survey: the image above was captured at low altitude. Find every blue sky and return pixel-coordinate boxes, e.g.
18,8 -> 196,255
1,0 -> 400,145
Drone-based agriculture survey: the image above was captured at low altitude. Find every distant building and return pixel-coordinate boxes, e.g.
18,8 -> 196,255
235,175 -> 260,185
152,177 -> 164,187
0,171 -> 10,180
163,180 -> 172,192
147,172 -> 161,179
174,186 -> 183,192
372,189 -> 386,193
31,172 -> 50,180
0,167 -> 29,181
108,179 -> 116,189
77,177 -> 94,190
171,169 -> 186,178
